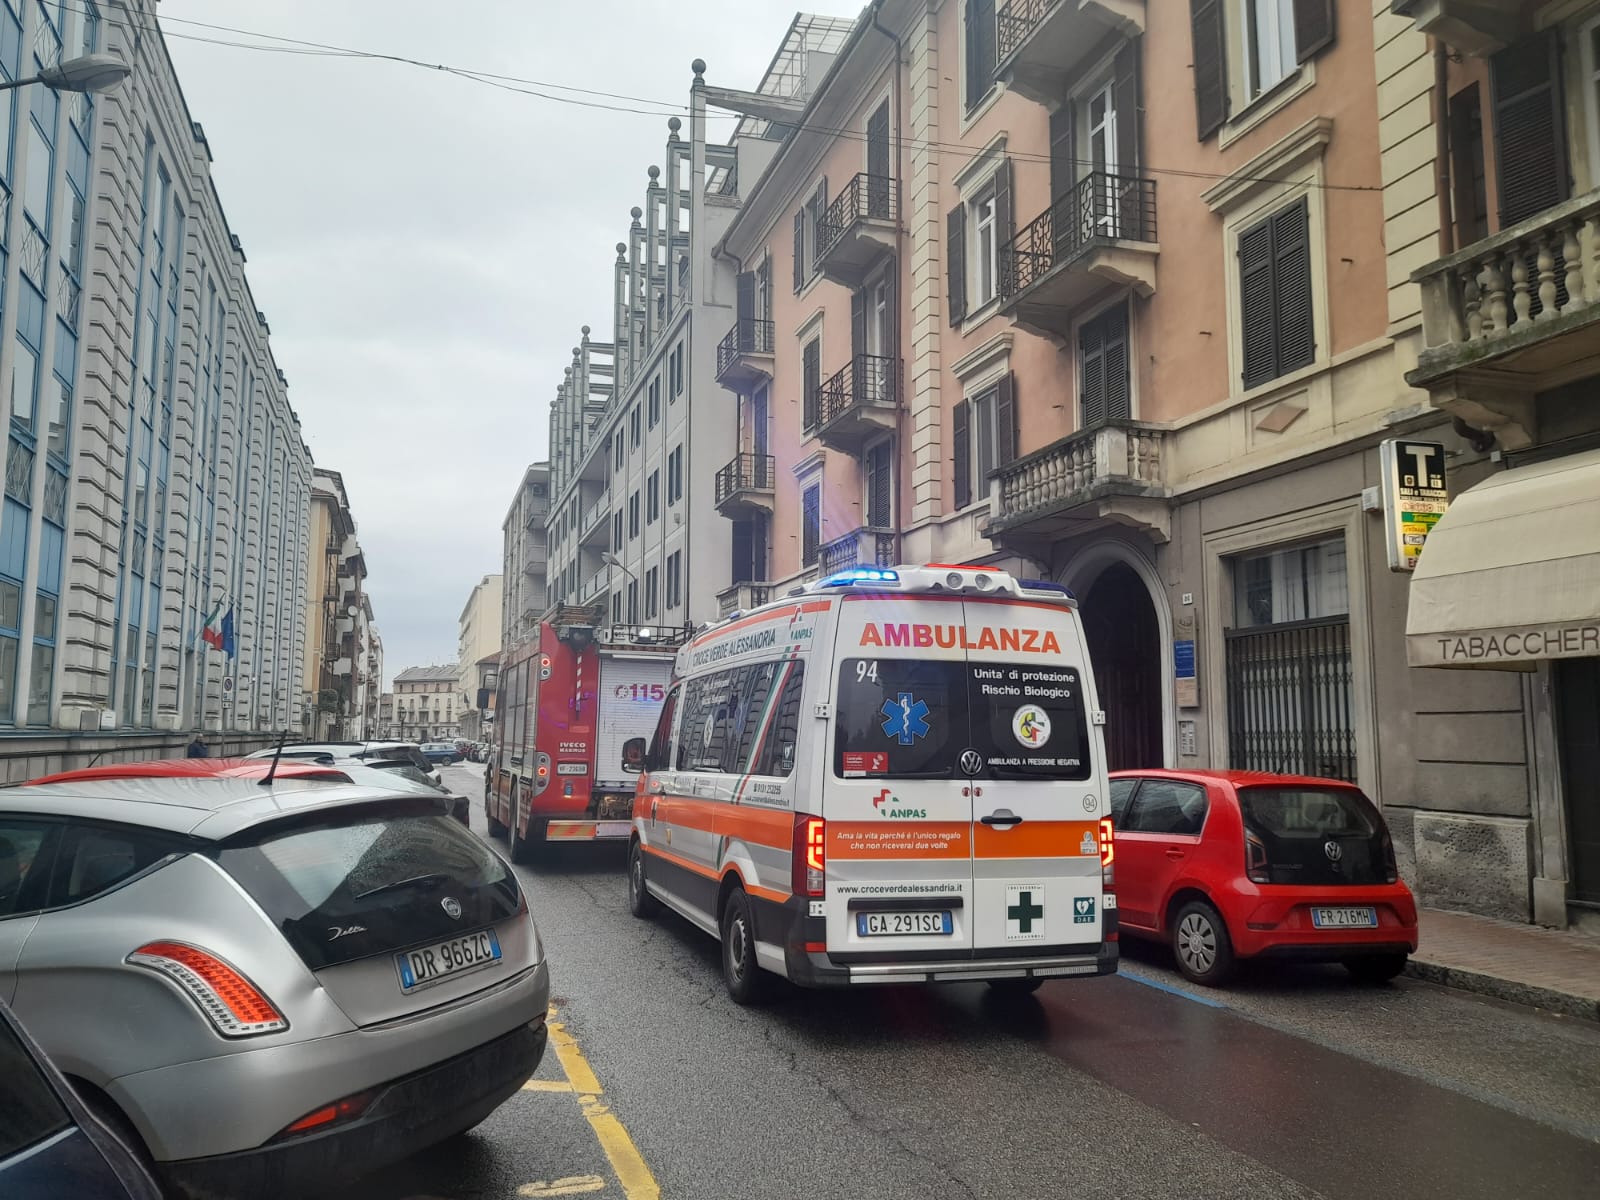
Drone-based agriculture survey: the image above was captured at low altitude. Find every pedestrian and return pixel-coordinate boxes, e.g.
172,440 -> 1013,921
185,732 -> 210,759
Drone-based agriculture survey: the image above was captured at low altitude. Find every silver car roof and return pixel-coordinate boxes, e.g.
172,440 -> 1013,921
4,774 -> 438,841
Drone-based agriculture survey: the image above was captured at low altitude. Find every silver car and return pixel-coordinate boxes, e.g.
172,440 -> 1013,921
0,756 -> 550,1199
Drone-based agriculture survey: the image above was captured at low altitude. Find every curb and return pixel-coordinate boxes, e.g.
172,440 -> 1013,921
1405,959 -> 1600,1023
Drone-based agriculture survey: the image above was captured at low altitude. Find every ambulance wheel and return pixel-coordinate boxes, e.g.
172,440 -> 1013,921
1172,899 -> 1235,986
720,888 -> 768,1005
627,840 -> 659,918
987,978 -> 1043,996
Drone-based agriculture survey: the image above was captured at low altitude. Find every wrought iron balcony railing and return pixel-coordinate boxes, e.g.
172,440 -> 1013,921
716,317 -> 775,379
814,354 -> 899,430
1000,171 -> 1157,298
714,453 -> 776,506
817,172 -> 899,261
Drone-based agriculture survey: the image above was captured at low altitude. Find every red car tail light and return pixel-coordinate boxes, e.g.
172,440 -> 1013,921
1099,817 -> 1115,889
792,816 -> 825,897
126,941 -> 288,1037
1245,828 -> 1272,884
1380,827 -> 1399,884
276,1090 -> 375,1140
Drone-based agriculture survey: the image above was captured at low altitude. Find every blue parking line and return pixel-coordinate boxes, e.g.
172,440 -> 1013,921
1120,968 -> 1230,1010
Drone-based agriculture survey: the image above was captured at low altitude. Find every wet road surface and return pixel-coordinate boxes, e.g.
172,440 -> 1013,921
344,764 -> 1600,1199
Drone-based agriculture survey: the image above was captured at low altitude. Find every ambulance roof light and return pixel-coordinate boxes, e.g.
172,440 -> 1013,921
1021,579 -> 1076,599
821,567 -> 900,587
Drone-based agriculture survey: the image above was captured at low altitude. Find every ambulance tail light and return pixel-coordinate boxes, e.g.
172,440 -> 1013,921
792,816 -> 825,897
1099,818 -> 1115,888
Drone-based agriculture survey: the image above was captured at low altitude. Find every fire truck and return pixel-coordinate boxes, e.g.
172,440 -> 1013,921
486,605 -> 687,862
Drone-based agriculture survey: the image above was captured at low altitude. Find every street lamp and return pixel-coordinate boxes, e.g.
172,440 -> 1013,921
0,53 -> 132,95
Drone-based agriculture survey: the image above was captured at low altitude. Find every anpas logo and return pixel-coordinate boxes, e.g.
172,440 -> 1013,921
859,623 -> 1062,654
871,788 -> 926,820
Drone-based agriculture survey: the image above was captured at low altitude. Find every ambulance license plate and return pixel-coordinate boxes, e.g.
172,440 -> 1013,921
1310,906 -> 1377,929
856,911 -> 953,937
395,929 -> 502,991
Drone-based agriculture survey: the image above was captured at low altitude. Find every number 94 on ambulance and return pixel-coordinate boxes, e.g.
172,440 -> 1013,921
625,564 -> 1119,1003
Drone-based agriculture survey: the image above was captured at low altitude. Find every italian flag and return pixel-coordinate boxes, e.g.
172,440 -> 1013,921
201,600 -> 227,651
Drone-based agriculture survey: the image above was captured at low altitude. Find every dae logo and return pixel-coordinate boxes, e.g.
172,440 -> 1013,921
1012,704 -> 1050,748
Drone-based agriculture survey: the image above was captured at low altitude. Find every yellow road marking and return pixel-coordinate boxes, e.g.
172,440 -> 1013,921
522,1078 -> 575,1092
517,1176 -> 607,1196
546,1010 -> 660,1200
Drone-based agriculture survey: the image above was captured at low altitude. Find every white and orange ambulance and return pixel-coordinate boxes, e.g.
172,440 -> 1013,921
625,564 -> 1118,1002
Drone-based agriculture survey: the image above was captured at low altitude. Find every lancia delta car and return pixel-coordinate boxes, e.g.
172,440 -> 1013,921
1,757 -> 550,1198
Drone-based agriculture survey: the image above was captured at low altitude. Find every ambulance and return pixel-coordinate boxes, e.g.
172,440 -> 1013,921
625,564 -> 1119,1002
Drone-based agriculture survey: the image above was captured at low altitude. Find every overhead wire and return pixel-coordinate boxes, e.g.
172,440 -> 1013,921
65,1 -> 1381,193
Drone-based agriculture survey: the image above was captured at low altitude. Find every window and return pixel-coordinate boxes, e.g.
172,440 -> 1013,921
793,181 -> 829,292
612,593 -> 622,624
0,818 -> 59,917
614,429 -> 624,470
865,440 -> 893,528
801,483 -> 821,568
627,580 -> 639,623
613,510 -> 623,551
1123,780 -> 1209,836
752,661 -> 806,777
666,550 -> 681,609
630,404 -> 642,447
667,446 -> 683,504
1233,538 -> 1347,628
1448,84 -> 1489,245
1238,196 -> 1313,389
628,491 -> 640,539
1242,0 -> 1295,99
971,185 -> 997,309
0,998 -> 70,1158
1191,0 -> 1333,140
647,471 -> 659,523
48,821 -> 190,908
1108,778 -> 1139,826
802,338 -> 821,429
947,160 -> 1011,324
647,685 -> 680,771
963,0 -> 996,113
648,377 -> 661,428
645,567 -> 658,618
1079,302 -> 1130,426
952,373 -> 1015,510
669,343 -> 683,398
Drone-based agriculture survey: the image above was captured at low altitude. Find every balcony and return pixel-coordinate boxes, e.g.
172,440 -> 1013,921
999,171 -> 1158,340
1389,0 -> 1530,57
820,527 -> 898,576
811,354 -> 899,452
815,173 -> 898,287
716,580 -> 773,618
577,491 -> 610,548
580,566 -> 611,605
1406,190 -> 1600,451
983,420 -> 1170,555
995,0 -> 1147,105
714,452 -> 776,518
716,317 -> 776,389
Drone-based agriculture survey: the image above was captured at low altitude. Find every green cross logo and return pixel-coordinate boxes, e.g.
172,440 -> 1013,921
1008,891 -> 1043,933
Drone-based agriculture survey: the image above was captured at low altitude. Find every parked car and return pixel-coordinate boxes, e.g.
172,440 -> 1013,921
344,756 -> 470,825
1108,769 -> 1418,986
5,756 -> 550,1199
0,996 -> 163,1199
245,741 -> 444,788
420,742 -> 462,766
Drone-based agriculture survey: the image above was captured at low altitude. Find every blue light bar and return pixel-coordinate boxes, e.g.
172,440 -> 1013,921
821,567 -> 901,587
1021,579 -> 1075,599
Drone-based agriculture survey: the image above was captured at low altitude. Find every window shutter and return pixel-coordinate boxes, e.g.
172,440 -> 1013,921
867,442 -> 892,527
994,157 -> 1014,250
1050,100 -> 1076,204
851,286 -> 866,362
995,372 -> 1018,467
731,518 -> 754,585
1114,38 -> 1142,175
793,211 -> 805,292
1273,198 -> 1315,376
1102,304 -> 1131,421
947,204 -> 968,326
1491,31 -> 1570,228
1079,316 -> 1107,428
952,401 -> 971,510
803,340 -> 821,429
1292,0 -> 1335,64
867,103 -> 891,220
802,487 -> 820,566
736,271 -> 755,326
1190,0 -> 1228,141
1238,215 -> 1276,389
884,265 -> 899,361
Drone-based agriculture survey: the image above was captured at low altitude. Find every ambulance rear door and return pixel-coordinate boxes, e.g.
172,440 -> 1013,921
962,596 -> 1106,956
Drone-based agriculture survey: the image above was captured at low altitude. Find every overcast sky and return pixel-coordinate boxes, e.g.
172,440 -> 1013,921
161,1 -> 859,688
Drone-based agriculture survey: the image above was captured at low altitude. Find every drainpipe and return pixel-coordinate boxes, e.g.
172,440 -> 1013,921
1434,38 -> 1454,257
869,0 -> 908,561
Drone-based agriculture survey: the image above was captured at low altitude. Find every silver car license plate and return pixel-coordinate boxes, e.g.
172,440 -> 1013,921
396,928 -> 502,991
1310,906 -> 1378,929
856,911 -> 953,936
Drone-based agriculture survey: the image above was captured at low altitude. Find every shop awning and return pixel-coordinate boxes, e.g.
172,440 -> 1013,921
1405,446 -> 1600,669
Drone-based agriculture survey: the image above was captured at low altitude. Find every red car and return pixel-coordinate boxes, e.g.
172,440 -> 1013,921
1107,769 -> 1418,986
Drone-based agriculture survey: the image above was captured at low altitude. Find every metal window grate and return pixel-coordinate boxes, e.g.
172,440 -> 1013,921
1224,615 -> 1356,781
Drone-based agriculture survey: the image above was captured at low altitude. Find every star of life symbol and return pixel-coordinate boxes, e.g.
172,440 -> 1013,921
880,692 -> 931,746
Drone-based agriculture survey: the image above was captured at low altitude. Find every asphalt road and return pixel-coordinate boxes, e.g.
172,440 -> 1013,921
346,764 -> 1600,1200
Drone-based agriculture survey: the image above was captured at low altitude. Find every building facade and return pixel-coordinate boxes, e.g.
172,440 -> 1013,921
544,17 -> 856,635
501,461 -> 549,649
304,468 -> 376,740
0,0 -> 313,745
456,572 -> 501,735
391,664 -> 461,743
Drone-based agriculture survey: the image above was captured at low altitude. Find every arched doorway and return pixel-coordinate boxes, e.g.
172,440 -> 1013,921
1078,560 -> 1163,771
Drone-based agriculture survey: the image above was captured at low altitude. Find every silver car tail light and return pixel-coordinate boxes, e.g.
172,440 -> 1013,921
126,941 -> 289,1037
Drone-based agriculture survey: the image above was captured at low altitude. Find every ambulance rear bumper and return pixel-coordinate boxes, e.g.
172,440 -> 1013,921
796,946 -> 1118,986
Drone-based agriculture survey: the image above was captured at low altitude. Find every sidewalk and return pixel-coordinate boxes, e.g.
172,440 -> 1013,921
1407,908 -> 1600,1021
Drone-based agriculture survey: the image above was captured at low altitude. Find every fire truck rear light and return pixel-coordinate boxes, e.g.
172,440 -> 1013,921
127,941 -> 287,1037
